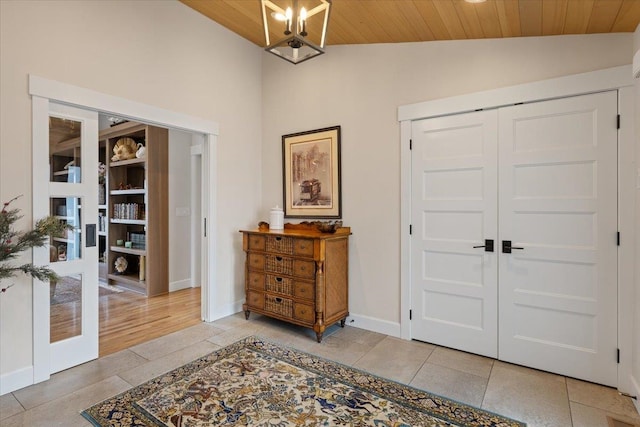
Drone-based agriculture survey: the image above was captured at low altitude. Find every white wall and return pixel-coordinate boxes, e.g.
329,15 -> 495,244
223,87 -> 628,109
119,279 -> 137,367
0,0 -> 262,379
261,33 -> 633,329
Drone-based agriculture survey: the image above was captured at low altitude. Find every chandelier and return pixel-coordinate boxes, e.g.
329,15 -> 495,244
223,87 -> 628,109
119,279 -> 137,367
260,0 -> 332,65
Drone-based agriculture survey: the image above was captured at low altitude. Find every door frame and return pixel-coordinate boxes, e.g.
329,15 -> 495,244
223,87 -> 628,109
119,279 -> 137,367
29,75 -> 220,384
398,65 -> 635,392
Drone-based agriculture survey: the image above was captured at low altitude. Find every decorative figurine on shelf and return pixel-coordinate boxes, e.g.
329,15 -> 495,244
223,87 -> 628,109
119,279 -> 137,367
57,245 -> 67,261
135,143 -> 146,159
111,137 -> 137,162
114,256 -> 128,274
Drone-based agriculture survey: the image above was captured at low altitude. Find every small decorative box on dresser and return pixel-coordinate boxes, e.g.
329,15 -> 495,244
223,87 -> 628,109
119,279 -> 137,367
241,223 -> 351,342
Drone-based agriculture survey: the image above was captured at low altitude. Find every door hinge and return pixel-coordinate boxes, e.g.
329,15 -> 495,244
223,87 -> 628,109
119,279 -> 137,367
617,232 -> 620,246
409,224 -> 412,235
204,218 -> 207,237
409,139 -> 412,150
617,114 -> 620,129
409,309 -> 412,320
617,348 -> 620,363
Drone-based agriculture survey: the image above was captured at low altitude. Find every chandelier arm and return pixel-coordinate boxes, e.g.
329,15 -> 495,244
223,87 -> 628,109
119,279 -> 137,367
260,0 -> 271,45
305,3 -> 327,19
319,2 -> 331,47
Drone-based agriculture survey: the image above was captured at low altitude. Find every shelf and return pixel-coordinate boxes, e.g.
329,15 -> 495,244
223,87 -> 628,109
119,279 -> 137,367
110,246 -> 146,256
109,158 -> 145,167
110,218 -> 145,225
107,273 -> 145,294
110,189 -> 145,196
53,237 -> 76,243
99,204 -> 108,209
98,231 -> 107,237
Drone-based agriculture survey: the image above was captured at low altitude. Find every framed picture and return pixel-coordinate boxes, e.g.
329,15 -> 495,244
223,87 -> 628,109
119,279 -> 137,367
282,126 -> 341,218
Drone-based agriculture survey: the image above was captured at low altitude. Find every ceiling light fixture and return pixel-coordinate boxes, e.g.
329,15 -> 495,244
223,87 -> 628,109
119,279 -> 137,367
260,0 -> 332,65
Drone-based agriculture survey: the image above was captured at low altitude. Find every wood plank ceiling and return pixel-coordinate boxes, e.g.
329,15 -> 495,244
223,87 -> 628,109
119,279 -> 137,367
180,0 -> 640,47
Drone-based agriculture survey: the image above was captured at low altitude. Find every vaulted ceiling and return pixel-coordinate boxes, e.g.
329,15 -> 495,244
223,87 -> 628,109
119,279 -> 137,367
180,0 -> 640,47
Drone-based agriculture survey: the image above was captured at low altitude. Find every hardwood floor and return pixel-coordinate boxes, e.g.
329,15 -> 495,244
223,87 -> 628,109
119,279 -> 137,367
50,286 -> 202,356
99,287 -> 201,356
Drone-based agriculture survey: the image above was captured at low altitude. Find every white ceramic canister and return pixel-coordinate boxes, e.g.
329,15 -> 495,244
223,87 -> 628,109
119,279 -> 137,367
270,206 -> 284,230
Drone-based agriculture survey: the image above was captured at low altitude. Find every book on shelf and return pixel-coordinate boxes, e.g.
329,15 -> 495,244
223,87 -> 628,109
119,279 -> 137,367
112,203 -> 145,220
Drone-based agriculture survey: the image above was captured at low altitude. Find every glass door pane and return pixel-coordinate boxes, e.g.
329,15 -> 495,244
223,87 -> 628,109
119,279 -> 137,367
49,117 -> 82,183
50,197 -> 82,261
50,274 -> 83,342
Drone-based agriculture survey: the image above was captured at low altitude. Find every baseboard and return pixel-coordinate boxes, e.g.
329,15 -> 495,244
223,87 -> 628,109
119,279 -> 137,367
169,279 -> 192,292
207,300 -> 244,322
0,366 -> 33,396
345,313 -> 401,338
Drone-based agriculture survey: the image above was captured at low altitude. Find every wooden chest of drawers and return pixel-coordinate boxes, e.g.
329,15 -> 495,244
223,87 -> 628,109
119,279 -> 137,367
241,225 -> 350,342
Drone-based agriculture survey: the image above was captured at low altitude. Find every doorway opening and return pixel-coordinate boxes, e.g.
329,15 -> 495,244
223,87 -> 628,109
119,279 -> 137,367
95,115 -> 204,356
31,74 -> 219,384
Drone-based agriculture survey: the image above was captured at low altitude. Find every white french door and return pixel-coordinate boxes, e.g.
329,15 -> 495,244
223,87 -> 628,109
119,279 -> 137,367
33,100 -> 99,375
411,91 -> 618,386
410,110 -> 499,358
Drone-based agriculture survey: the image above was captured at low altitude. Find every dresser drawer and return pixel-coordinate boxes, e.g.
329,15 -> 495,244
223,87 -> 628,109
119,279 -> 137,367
247,253 -> 265,271
264,275 -> 315,301
293,238 -> 314,257
247,234 -> 266,251
293,259 -> 315,279
263,235 -> 314,258
247,271 -> 265,290
294,303 -> 315,324
246,291 -> 264,310
266,274 -> 292,295
294,281 -> 314,301
265,294 -> 293,318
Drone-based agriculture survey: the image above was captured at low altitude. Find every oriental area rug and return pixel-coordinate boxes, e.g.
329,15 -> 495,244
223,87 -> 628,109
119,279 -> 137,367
82,336 -> 526,427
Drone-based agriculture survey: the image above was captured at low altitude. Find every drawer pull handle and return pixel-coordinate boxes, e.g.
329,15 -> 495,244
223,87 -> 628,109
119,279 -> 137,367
275,237 -> 282,241
275,277 -> 283,282
276,256 -> 283,261
301,266 -> 306,271
275,297 -> 283,303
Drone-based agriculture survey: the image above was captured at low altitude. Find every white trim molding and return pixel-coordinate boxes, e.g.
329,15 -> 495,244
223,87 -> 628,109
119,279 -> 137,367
0,366 -> 34,396
346,313 -> 401,338
29,76 -> 219,135
398,65 -> 635,393
398,65 -> 632,122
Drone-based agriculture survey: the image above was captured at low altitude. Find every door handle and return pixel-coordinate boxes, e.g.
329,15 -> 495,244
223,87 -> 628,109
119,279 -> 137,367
502,240 -> 524,254
472,239 -> 494,252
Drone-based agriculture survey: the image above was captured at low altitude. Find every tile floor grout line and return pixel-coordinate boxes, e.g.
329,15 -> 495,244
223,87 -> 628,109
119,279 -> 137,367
479,359 -> 495,410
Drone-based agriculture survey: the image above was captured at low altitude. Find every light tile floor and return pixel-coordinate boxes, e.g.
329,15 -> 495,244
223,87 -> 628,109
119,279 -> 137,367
1,313 -> 639,427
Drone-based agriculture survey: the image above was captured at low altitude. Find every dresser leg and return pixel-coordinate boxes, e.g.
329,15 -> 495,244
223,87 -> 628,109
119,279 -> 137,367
315,331 -> 324,343
244,309 -> 250,320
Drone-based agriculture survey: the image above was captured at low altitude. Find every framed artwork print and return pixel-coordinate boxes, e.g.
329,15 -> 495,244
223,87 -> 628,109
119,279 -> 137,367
282,126 -> 341,218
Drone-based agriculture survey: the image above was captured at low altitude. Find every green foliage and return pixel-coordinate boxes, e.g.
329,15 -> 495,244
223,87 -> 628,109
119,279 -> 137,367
0,196 -> 72,293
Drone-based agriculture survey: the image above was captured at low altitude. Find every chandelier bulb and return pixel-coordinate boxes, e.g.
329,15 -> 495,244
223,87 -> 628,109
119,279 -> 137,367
299,7 -> 307,36
284,7 -> 292,34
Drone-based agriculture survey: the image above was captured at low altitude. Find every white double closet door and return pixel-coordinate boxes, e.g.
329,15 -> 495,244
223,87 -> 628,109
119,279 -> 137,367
410,91 -> 618,387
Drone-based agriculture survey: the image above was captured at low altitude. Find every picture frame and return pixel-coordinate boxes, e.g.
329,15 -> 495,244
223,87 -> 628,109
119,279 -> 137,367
282,125 -> 342,218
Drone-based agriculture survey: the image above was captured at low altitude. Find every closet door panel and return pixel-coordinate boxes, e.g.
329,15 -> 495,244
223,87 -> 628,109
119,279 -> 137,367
498,91 -> 618,387
411,110 -> 498,358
